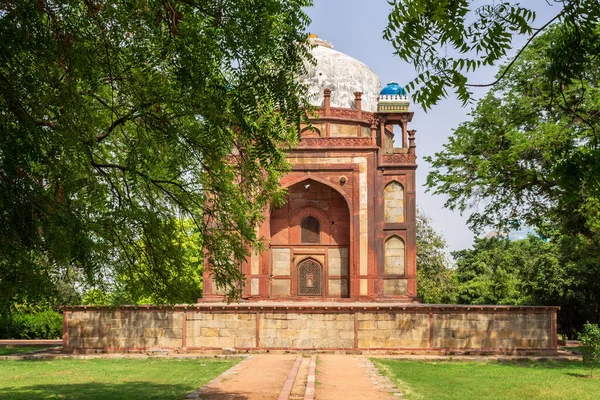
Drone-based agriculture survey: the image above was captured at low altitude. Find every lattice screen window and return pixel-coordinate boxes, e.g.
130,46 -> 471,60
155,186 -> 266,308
301,216 -> 320,243
297,259 -> 323,296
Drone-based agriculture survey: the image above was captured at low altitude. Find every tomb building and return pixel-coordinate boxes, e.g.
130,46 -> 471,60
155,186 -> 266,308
63,36 -> 559,355
202,35 -> 419,302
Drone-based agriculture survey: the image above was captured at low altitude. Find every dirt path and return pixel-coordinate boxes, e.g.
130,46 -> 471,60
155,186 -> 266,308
188,354 -> 400,400
314,355 -> 398,400
191,354 -> 298,400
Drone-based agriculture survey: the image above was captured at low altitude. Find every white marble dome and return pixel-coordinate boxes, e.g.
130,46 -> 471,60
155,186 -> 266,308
303,36 -> 382,113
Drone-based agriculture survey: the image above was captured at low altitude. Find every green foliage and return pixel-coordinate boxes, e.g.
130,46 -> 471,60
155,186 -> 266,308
451,234 -> 600,338
579,322 -> 600,377
421,23 -> 600,336
424,23 -> 600,240
0,0 -> 313,309
416,210 -> 457,303
385,1 -> 600,109
453,236 -> 559,306
81,289 -> 112,306
0,310 -> 63,339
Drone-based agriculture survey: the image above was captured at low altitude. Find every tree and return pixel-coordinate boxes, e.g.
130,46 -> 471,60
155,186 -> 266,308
83,219 -> 204,305
453,236 -> 563,306
415,209 -> 457,304
385,1 -> 600,109
452,234 -> 600,338
579,322 -> 600,377
0,0 -> 313,311
424,24 -> 600,243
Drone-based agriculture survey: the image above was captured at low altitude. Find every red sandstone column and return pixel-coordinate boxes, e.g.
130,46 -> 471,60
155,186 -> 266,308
354,92 -> 363,120
408,130 -> 416,154
323,88 -> 331,116
370,118 -> 377,146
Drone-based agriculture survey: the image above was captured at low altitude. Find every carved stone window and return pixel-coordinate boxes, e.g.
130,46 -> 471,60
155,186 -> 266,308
301,216 -> 320,243
297,259 -> 323,296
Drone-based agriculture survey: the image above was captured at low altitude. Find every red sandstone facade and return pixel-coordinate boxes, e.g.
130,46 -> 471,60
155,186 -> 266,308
203,89 -> 419,302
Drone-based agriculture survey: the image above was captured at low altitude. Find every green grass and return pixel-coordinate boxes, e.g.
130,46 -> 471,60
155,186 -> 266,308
0,358 -> 239,400
372,359 -> 600,400
0,347 -> 53,356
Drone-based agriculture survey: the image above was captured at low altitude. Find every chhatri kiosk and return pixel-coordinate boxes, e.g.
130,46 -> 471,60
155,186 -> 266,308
202,35 -> 419,302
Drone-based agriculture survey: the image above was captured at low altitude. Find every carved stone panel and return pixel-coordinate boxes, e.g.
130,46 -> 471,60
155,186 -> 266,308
382,154 -> 417,164
297,259 -> 323,296
298,137 -> 373,147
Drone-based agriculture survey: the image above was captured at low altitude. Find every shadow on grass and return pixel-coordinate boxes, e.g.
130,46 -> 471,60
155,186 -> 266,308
499,360 -> 585,370
0,382 -> 250,400
566,372 -> 600,379
0,347 -> 52,356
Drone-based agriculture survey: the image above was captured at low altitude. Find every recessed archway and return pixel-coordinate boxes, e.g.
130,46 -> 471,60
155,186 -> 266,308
269,178 -> 350,298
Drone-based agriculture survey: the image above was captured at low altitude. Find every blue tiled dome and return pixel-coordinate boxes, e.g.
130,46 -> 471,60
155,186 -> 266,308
380,81 -> 406,96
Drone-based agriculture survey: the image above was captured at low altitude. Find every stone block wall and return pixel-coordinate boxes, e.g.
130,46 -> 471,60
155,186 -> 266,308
63,304 -> 558,354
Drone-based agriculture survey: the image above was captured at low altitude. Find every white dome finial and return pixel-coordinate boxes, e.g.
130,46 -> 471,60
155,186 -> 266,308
307,33 -> 334,49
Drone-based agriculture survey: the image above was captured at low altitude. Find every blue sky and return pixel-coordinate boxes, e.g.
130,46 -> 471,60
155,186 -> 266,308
306,1 -> 563,254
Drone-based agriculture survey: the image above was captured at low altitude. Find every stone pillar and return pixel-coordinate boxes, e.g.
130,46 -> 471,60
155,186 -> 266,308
370,118 -> 378,146
354,92 -> 363,120
323,88 -> 331,116
408,130 -> 416,154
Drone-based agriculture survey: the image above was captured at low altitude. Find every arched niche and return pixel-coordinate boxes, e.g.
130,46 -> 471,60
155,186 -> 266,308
300,126 -> 320,138
270,179 -> 350,246
385,235 -> 405,275
269,178 -> 351,299
384,181 -> 405,223
301,215 -> 320,243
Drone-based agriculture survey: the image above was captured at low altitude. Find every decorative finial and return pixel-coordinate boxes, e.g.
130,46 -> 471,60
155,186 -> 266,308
307,34 -> 334,49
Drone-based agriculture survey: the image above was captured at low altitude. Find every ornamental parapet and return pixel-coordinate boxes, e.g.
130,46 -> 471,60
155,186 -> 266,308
381,153 -> 417,165
298,137 -> 374,147
312,107 -> 374,123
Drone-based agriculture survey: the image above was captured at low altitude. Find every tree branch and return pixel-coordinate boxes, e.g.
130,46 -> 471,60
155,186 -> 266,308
96,111 -> 139,143
465,9 -> 567,88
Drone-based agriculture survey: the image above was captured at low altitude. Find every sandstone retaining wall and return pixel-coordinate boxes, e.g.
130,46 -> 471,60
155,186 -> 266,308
63,304 -> 558,354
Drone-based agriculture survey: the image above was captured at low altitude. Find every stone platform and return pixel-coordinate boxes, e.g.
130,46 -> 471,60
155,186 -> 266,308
62,302 -> 559,354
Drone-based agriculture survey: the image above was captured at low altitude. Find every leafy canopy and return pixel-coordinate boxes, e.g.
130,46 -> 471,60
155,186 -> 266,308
385,0 -> 600,109
415,209 -> 457,304
0,0 -> 313,310
452,234 -> 600,338
424,23 -> 600,241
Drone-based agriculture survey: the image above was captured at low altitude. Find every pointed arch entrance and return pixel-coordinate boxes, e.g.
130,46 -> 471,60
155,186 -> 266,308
269,178 -> 351,298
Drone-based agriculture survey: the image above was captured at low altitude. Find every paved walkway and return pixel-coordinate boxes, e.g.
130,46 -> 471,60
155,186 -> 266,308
187,354 -> 399,400
315,355 -> 399,399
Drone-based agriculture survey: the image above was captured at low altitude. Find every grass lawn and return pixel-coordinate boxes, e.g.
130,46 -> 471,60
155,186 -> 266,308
0,357 -> 239,400
0,347 -> 53,356
372,359 -> 600,400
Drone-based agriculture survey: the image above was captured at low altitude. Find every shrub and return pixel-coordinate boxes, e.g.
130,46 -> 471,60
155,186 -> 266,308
0,310 -> 63,339
579,322 -> 600,377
